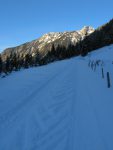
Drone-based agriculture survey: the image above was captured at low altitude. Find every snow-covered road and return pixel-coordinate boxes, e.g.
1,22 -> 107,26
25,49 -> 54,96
0,47 -> 113,150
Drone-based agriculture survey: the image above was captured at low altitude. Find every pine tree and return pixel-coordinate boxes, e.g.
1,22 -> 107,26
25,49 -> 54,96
55,45 -> 61,59
10,53 -> 18,71
24,54 -> 33,68
5,56 -> 11,73
19,54 -> 24,68
51,44 -> 56,56
34,51 -> 40,66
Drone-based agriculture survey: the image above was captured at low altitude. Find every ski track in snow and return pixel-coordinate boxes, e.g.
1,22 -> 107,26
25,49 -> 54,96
0,45 -> 113,150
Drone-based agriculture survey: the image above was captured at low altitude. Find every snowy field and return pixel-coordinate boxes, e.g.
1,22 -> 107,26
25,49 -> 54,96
0,45 -> 113,150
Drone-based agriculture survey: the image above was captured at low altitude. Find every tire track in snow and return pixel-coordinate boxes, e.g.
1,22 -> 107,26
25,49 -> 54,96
32,114 -> 69,150
0,59 -> 76,150
0,62 -> 69,129
29,61 -> 76,150
84,68 -> 108,150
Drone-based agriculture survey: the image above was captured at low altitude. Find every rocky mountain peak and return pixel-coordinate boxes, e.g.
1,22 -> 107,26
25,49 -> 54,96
81,26 -> 94,32
77,26 -> 94,38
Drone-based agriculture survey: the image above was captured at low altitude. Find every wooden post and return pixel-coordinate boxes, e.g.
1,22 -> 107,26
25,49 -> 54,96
94,63 -> 96,72
107,72 -> 111,88
91,62 -> 93,70
101,68 -> 104,78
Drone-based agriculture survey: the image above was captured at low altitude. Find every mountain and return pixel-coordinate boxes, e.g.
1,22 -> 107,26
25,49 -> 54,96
0,44 -> 113,150
1,26 -> 94,60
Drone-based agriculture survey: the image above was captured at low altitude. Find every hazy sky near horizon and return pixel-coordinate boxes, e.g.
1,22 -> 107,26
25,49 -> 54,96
0,0 -> 113,52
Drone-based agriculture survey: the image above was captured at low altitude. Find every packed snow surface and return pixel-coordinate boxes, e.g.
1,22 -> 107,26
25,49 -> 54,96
0,45 -> 113,150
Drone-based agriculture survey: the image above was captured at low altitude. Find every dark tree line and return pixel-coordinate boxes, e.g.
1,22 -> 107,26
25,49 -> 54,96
0,43 -> 81,77
44,44 -> 80,62
0,51 -> 40,76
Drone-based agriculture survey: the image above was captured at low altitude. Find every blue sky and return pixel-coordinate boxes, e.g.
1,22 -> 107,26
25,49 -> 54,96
0,0 -> 113,52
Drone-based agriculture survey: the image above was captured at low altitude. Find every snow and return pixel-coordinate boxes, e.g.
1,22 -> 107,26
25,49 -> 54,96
0,45 -> 113,149
88,44 -> 113,61
39,32 -> 63,43
38,27 -> 94,48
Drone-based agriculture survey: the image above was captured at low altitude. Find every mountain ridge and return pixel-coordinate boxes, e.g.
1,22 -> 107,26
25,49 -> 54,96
1,26 -> 94,60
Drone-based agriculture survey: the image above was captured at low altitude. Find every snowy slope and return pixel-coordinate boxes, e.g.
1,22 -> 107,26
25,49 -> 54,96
89,44 -> 113,61
0,45 -> 113,150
